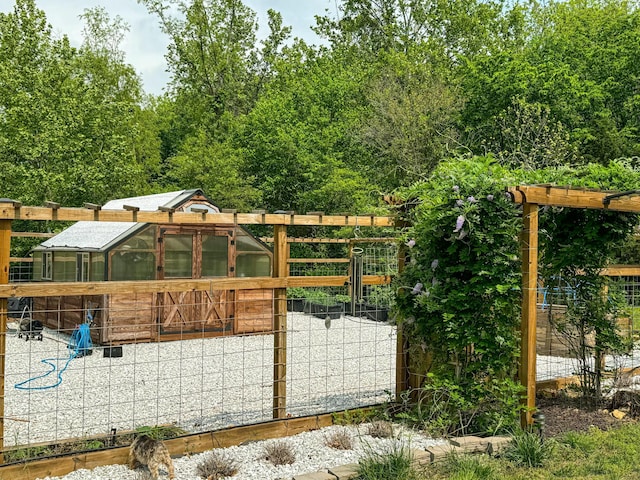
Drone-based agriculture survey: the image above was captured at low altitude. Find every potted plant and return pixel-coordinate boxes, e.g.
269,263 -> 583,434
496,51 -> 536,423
305,289 -> 343,320
286,287 -> 306,312
364,286 -> 395,322
336,294 -> 351,315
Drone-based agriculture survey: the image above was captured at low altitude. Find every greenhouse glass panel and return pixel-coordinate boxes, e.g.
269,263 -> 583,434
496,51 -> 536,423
33,252 -> 43,281
202,235 -> 228,277
90,253 -> 105,281
111,227 -> 157,281
236,253 -> 271,277
111,251 -> 156,280
53,252 -> 76,282
165,234 -> 193,278
236,234 -> 264,252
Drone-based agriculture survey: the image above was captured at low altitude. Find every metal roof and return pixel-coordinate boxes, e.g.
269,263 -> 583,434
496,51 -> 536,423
36,190 -> 215,251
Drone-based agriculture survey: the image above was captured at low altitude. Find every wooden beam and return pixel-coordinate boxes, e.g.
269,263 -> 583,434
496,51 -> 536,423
0,412 -> 343,480
287,258 -> 350,264
520,203 -> 539,427
273,225 -> 288,419
0,220 -> 10,463
10,232 -> 55,238
0,275 -> 391,298
601,265 -> 640,276
508,185 -> 640,212
260,237 -> 397,244
0,205 -> 395,227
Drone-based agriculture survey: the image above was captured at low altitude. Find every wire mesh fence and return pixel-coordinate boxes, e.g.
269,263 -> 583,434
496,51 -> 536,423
536,275 -> 640,387
1,240 -> 400,463
2,293 -> 397,458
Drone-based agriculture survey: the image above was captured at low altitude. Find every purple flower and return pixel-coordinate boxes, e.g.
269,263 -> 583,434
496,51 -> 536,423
486,194 -> 494,201
405,239 -> 416,248
454,215 -> 465,232
431,259 -> 439,270
467,196 -> 477,204
453,185 -> 460,193
456,199 -> 464,207
411,282 -> 423,295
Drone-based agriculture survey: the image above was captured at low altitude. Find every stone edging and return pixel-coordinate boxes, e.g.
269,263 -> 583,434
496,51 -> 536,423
292,435 -> 512,480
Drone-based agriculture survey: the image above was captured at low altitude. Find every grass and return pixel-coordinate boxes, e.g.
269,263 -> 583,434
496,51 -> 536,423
357,441 -> 419,480
407,422 -> 640,479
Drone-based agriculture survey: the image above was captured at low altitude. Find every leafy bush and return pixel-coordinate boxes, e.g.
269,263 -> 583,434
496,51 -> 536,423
395,156 -> 524,434
286,287 -> 307,299
395,155 -> 640,423
304,289 -> 338,306
397,374 -> 523,437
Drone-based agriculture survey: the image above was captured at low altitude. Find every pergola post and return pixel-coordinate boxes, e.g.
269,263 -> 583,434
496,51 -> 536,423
520,203 -> 539,427
0,219 -> 11,462
273,224 -> 288,419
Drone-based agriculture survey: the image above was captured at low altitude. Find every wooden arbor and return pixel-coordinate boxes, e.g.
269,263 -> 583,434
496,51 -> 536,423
508,185 -> 640,425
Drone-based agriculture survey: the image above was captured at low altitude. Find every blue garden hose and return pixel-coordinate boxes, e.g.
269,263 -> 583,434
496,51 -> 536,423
15,323 -> 93,391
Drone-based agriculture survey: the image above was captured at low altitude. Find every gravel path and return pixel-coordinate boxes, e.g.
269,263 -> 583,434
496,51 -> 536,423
35,423 -> 445,480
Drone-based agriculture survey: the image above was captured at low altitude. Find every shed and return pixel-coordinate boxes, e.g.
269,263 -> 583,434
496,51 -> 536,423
31,189 -> 274,344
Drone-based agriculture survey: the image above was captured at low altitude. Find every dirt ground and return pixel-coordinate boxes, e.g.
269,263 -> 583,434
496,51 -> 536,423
536,395 -> 635,438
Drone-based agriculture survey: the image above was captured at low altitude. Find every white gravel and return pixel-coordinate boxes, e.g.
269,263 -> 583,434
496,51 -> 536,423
35,423 -> 446,480
4,312 -> 397,446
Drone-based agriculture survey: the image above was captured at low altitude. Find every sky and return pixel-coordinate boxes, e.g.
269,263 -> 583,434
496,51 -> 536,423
0,0 -> 336,95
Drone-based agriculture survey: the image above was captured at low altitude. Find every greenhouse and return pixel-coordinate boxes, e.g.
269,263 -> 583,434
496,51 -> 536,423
30,189 -> 274,344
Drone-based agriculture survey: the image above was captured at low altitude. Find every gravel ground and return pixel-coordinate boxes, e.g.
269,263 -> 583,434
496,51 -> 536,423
4,312 -> 397,446
35,423 -> 446,480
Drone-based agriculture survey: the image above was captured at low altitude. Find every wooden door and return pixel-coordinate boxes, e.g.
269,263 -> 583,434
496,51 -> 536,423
157,228 -> 234,336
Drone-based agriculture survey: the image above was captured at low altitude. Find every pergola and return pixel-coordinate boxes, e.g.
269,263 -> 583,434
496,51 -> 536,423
508,185 -> 640,425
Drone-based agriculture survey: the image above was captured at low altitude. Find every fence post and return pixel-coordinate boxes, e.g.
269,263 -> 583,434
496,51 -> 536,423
0,219 -> 11,462
273,224 -> 288,419
520,203 -> 539,427
396,242 -> 409,398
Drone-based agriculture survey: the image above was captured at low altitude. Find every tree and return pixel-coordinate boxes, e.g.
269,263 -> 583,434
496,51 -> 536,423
357,51 -> 462,186
462,0 -> 640,164
162,129 -> 261,210
0,1 -> 148,205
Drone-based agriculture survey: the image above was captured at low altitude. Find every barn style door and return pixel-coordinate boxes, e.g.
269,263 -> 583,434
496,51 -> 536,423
157,228 -> 235,336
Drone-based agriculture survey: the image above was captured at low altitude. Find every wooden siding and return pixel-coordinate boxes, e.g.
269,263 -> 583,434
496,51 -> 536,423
104,292 -> 155,344
235,288 -> 274,334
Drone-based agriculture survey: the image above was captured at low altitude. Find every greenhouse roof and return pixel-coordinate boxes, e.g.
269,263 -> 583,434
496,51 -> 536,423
36,189 -> 213,251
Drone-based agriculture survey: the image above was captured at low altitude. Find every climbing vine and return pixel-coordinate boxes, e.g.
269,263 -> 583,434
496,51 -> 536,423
395,156 -> 640,431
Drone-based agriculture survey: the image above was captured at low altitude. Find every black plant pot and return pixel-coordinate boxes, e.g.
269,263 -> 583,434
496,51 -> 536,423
287,298 -> 304,312
310,302 -> 343,320
364,304 -> 389,322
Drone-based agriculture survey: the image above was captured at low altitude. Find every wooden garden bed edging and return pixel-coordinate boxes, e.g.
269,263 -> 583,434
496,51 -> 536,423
0,410 -> 371,480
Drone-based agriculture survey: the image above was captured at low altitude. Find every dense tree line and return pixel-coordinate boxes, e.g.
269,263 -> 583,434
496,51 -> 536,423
2,0 -> 640,213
